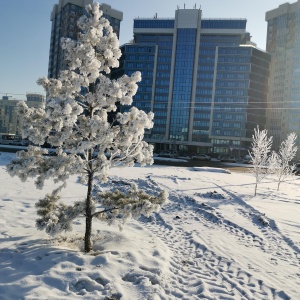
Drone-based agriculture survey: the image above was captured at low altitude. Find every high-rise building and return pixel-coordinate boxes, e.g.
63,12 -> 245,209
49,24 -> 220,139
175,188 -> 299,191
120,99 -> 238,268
114,7 -> 270,155
210,46 -> 270,154
266,1 -> 300,154
48,0 -> 123,79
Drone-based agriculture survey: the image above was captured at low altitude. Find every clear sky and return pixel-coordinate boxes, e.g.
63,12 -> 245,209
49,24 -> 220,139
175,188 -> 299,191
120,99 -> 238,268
0,0 -> 289,99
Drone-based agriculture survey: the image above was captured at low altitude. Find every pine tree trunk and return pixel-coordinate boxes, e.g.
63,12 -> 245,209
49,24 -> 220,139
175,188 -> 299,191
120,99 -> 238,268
84,170 -> 94,252
85,102 -> 95,253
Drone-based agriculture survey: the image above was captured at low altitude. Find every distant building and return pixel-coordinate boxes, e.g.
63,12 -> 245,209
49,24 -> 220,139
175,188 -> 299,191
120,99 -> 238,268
113,7 -> 270,155
0,93 -> 45,137
266,0 -> 300,155
48,0 -> 123,79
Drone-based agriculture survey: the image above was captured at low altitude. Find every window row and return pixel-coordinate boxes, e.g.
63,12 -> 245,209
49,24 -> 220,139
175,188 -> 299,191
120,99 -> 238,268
154,111 -> 167,117
218,48 -> 251,55
193,121 -> 210,127
156,72 -> 170,78
197,81 -> 213,87
134,20 -> 174,29
157,64 -> 171,70
173,86 -> 192,92
218,56 -> 250,63
194,113 -> 210,119
158,56 -> 172,63
201,20 -> 246,29
192,129 -> 209,135
127,55 -> 154,61
216,81 -> 248,88
217,65 -> 250,71
154,118 -> 167,124
125,62 -> 153,68
170,118 -> 189,124
156,88 -> 169,93
156,80 -> 169,87
217,73 -> 247,79
134,102 -> 151,107
154,96 -> 168,101
214,113 -> 245,120
154,103 -> 168,109
159,49 -> 172,55
139,35 -> 173,41
139,86 -> 152,92
212,129 -> 243,137
134,94 -> 151,100
215,89 -> 247,96
214,106 -> 245,112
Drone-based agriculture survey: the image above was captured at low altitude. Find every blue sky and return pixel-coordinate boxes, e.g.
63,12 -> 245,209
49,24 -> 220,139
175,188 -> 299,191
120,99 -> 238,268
0,0 -> 288,98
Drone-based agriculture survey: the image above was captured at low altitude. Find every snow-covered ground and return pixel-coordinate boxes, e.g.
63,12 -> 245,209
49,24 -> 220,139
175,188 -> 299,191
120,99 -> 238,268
0,151 -> 299,299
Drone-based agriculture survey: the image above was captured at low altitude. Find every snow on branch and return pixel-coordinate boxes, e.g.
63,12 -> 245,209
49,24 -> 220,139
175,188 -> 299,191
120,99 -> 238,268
94,184 -> 168,229
6,2 -> 164,252
269,132 -> 297,190
249,126 -> 273,195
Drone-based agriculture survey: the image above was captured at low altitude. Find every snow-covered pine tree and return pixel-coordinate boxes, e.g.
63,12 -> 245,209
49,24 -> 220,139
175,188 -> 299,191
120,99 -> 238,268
249,126 -> 273,196
7,3 -> 167,252
269,132 -> 297,191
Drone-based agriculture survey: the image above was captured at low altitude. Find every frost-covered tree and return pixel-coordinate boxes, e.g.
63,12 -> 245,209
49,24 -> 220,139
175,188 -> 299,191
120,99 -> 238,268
269,132 -> 297,191
249,126 -> 273,196
6,3 -> 167,252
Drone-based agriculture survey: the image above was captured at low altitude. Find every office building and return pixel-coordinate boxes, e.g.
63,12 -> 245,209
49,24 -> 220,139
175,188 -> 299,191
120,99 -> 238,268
114,6 -> 270,155
48,0 -> 123,79
0,93 -> 45,137
210,46 -> 270,154
266,1 -> 300,155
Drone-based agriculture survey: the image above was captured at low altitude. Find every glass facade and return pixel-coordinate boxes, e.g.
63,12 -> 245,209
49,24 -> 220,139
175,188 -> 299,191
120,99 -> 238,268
266,2 -> 300,156
116,44 -> 156,122
201,20 -> 247,29
114,8 -> 270,154
49,3 -> 89,79
194,34 -> 244,144
134,19 -> 174,29
130,33 -> 174,140
170,29 -> 196,141
211,47 -> 270,153
48,2 -> 122,79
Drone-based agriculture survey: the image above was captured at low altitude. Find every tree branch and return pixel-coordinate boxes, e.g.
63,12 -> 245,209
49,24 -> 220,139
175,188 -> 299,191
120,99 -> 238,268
92,207 -> 118,218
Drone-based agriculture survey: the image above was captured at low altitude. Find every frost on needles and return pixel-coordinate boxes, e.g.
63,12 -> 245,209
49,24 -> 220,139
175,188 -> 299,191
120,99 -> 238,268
6,2 -> 167,252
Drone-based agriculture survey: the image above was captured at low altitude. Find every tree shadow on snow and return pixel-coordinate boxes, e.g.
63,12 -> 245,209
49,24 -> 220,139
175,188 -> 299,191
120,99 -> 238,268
0,237 -> 82,298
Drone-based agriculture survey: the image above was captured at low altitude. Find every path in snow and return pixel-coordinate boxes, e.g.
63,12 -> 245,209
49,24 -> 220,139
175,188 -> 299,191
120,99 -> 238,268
132,175 -> 295,299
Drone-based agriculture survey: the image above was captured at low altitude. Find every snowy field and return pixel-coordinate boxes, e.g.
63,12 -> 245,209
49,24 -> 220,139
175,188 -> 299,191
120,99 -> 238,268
0,152 -> 299,299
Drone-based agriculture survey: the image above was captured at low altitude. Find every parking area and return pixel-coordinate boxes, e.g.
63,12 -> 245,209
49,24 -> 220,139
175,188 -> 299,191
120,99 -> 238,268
153,156 -> 252,173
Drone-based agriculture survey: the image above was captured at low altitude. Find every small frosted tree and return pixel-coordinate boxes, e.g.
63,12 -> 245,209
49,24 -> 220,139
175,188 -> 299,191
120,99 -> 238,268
6,3 -> 166,252
269,132 -> 297,191
249,126 -> 273,196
